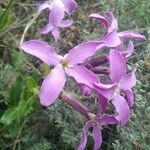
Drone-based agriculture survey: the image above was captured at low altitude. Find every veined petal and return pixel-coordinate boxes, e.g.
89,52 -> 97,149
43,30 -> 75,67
51,28 -> 61,42
38,2 -> 50,13
112,95 -> 130,125
98,94 -> 108,112
106,11 -> 118,32
100,115 -> 118,125
109,50 -> 126,83
122,41 -> 134,58
101,30 -> 121,48
118,30 -> 146,41
39,65 -> 66,106
49,1 -> 65,26
62,0 -> 77,13
120,69 -> 136,90
77,121 -> 92,150
93,83 -> 117,100
66,65 -> 99,88
66,41 -> 104,65
124,89 -> 134,108
59,19 -> 73,28
92,125 -> 102,150
89,13 -> 109,28
39,23 -> 54,34
21,40 -> 60,66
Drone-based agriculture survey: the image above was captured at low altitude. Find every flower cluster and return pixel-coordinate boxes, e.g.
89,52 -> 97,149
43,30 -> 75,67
20,1 -> 146,150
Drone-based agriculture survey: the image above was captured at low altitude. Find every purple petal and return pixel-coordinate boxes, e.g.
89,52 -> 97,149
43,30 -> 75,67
39,23 -> 54,34
20,40 -> 60,66
39,65 -> 66,106
77,121 -> 92,150
89,13 -> 109,28
109,50 -> 126,83
79,84 -> 92,97
66,65 -> 99,88
112,95 -> 130,125
52,28 -> 61,42
38,2 -> 50,13
124,89 -> 134,108
98,94 -> 108,112
92,125 -> 102,150
100,115 -> 118,125
59,19 -> 73,28
118,30 -> 146,41
49,1 -> 65,26
106,11 -> 118,32
120,69 -> 136,90
93,83 -> 117,100
122,41 -> 134,58
101,30 -> 121,48
66,41 -> 104,65
62,0 -> 77,13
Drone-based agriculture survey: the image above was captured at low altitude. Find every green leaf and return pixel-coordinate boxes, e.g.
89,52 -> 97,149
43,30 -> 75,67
9,76 -> 23,106
0,107 -> 17,125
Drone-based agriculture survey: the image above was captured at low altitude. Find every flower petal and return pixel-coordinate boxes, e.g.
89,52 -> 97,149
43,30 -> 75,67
98,94 -> 108,112
78,84 -> 92,97
66,41 -> 104,65
124,89 -> 134,108
120,69 -> 136,90
112,95 -> 130,125
38,2 -> 50,13
100,115 -> 118,125
66,65 -> 99,88
62,0 -> 77,13
49,1 -> 65,26
21,40 -> 60,66
52,28 -> 61,42
106,11 -> 118,32
39,65 -> 66,106
89,13 -> 109,28
93,83 -> 117,100
109,50 -> 126,83
92,125 -> 102,150
122,41 -> 134,58
77,121 -> 92,150
59,19 -> 73,28
39,23 -> 54,34
118,30 -> 146,41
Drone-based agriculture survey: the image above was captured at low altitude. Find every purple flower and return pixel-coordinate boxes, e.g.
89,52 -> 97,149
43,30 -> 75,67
77,114 -> 118,150
94,50 -> 136,125
38,0 -> 77,42
20,40 -> 107,106
90,11 -> 146,42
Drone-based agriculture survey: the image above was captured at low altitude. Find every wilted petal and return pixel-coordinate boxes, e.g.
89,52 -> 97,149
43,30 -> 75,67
38,2 -> 50,13
109,50 -> 126,83
101,30 -> 121,48
120,69 -> 136,90
92,125 -> 102,150
124,89 -> 134,108
106,11 -> 118,32
89,13 -> 109,28
77,121 -> 92,150
52,28 -> 61,42
39,65 -> 66,106
21,40 -> 60,66
98,94 -> 108,112
59,19 -> 73,28
118,30 -> 146,41
112,95 -> 130,125
49,1 -> 65,26
66,65 -> 99,88
39,23 -> 54,34
62,0 -> 77,13
66,41 -> 104,65
94,83 -> 117,100
122,41 -> 134,58
100,115 -> 118,125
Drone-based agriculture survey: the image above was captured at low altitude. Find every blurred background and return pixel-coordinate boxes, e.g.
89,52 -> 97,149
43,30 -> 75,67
0,0 -> 150,149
